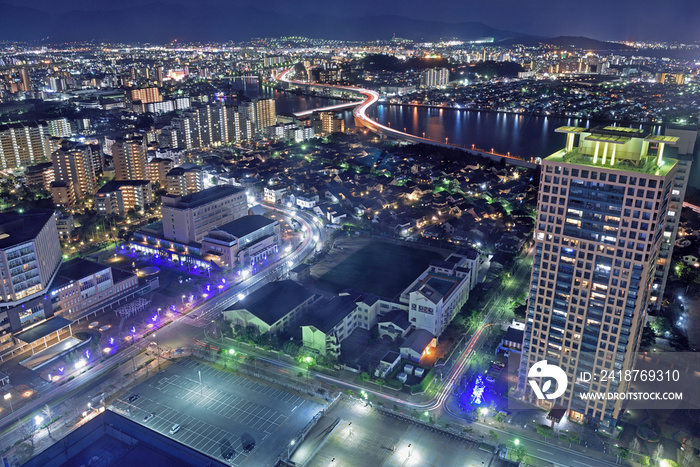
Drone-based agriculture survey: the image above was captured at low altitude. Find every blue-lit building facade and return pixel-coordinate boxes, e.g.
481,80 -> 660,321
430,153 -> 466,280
518,126 -> 678,429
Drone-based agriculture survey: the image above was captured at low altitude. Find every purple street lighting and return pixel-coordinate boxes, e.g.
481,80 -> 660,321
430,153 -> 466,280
109,337 -> 114,345
152,314 -> 157,322
131,326 -> 136,334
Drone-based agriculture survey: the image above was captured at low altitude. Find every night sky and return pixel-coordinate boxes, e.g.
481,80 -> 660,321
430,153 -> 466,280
0,0 -> 698,42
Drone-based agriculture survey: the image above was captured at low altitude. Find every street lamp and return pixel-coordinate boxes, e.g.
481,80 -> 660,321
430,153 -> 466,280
514,439 -> 520,445
4,393 -> 12,413
153,333 -> 160,370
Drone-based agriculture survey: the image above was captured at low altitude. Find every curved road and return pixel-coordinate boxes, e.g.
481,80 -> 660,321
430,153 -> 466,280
277,70 -> 534,168
0,203 -> 324,441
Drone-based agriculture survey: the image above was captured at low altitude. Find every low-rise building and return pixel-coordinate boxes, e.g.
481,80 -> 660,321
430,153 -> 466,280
399,329 -> 436,363
223,280 -> 315,335
49,258 -> 138,319
374,351 -> 401,378
264,183 -> 288,204
289,263 -> 311,282
500,325 -> 524,353
292,193 -> 319,210
400,252 -> 473,338
301,291 -> 388,358
201,215 -> 280,269
324,204 -> 347,224
55,213 -> 75,240
377,309 -> 411,341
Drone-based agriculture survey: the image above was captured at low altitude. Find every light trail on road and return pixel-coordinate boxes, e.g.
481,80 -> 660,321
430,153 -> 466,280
0,202 -> 324,442
277,69 -> 528,164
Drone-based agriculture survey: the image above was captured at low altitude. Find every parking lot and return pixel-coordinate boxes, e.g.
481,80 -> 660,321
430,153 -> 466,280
110,358 -> 326,466
294,397 -> 494,467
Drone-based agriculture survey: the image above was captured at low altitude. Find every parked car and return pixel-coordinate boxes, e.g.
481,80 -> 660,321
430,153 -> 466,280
127,394 -> 139,403
485,376 -> 496,383
169,424 -> 181,434
143,413 -> 154,423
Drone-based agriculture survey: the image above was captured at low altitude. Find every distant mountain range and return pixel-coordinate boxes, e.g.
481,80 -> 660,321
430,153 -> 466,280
498,35 -> 631,51
0,2 -> 615,46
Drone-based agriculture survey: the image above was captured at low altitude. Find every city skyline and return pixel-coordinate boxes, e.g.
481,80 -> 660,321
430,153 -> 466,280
0,3 -> 698,464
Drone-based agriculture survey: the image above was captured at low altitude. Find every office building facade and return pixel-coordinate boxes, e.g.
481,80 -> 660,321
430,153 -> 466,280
161,185 -> 247,244
518,126 -> 678,428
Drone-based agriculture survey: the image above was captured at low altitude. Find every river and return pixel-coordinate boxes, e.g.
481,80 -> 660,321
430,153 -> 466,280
235,78 -> 700,187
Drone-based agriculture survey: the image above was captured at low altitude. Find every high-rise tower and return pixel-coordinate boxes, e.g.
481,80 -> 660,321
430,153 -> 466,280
113,135 -> 148,181
519,125 -> 678,428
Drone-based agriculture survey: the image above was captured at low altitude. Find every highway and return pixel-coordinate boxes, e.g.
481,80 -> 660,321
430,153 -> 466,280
277,70 -> 536,168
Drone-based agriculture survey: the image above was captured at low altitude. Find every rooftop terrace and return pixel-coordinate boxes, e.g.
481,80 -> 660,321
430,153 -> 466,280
546,148 -> 676,177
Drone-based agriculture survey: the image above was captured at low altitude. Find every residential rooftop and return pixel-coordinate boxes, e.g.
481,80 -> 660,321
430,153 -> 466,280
97,180 -> 150,193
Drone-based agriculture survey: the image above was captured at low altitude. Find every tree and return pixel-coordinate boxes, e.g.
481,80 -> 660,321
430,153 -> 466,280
536,425 -> 554,441
629,437 -> 641,453
650,316 -> 672,336
489,430 -> 499,442
682,438 -> 694,467
640,324 -> 656,351
618,447 -> 630,459
512,445 -> 527,463
14,442 -> 34,464
652,445 -> 664,463
561,432 -> 580,448
18,422 -> 36,447
282,341 -> 300,357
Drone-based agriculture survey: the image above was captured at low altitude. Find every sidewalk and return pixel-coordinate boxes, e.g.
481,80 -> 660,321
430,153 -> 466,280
443,392 -> 623,466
